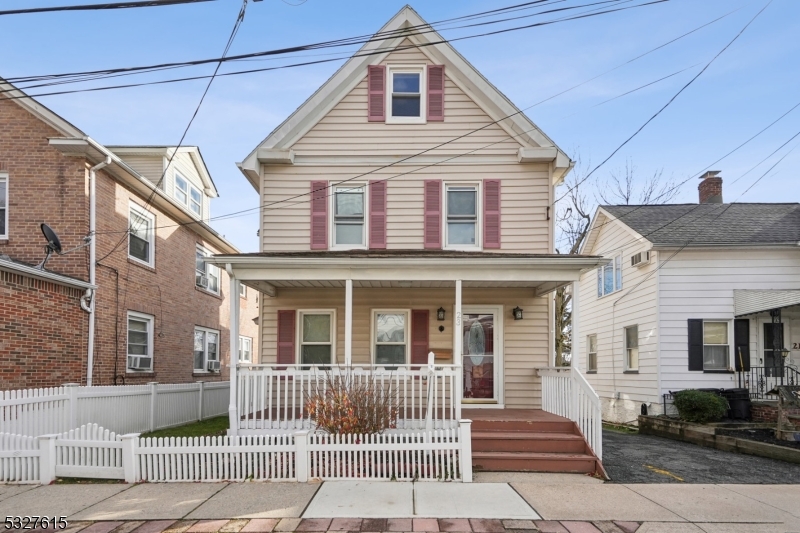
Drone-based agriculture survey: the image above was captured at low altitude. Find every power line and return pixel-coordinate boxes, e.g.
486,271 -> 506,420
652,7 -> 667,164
0,0 -> 217,16
3,0 -> 666,100
554,0 -> 773,205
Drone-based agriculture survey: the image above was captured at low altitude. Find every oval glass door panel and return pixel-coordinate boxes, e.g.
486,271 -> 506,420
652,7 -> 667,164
463,313 -> 495,401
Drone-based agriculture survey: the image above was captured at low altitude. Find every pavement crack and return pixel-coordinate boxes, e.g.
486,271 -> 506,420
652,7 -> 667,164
180,482 -> 230,519
619,484 -> 691,523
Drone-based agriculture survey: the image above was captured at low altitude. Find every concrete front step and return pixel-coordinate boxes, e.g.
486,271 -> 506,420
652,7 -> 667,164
471,431 -> 586,453
472,451 -> 597,473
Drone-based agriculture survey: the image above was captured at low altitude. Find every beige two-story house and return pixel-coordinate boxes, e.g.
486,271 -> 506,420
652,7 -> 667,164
214,6 -> 606,470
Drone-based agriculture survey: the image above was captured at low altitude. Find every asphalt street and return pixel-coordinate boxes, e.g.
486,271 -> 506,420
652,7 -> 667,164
602,428 -> 800,484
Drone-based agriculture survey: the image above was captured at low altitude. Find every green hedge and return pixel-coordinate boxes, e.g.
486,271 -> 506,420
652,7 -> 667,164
673,390 -> 728,423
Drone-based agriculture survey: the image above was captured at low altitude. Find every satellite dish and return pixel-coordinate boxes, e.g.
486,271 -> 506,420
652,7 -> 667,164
36,223 -> 63,270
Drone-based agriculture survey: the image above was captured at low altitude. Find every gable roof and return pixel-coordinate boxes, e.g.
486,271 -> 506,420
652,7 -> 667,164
238,5 -> 571,190
105,145 -> 218,197
588,203 -> 800,250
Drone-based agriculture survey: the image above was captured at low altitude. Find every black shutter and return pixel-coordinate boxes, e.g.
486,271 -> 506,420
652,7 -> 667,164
734,319 -> 750,371
688,319 -> 703,371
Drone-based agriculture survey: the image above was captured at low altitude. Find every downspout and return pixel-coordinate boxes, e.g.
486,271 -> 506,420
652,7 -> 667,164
85,156 -> 112,386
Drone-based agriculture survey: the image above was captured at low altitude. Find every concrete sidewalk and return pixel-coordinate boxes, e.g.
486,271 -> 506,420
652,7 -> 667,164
0,475 -> 797,533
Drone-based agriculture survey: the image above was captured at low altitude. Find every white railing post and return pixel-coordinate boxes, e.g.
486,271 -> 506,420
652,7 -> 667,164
121,433 -> 140,483
459,419 -> 472,483
425,352 -> 435,434
63,383 -> 80,431
37,434 -> 58,485
228,268 -> 240,437
148,382 -> 158,432
295,430 -> 309,482
197,381 -> 205,421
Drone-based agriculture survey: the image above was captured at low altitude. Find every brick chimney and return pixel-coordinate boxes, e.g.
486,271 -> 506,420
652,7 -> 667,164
698,171 -> 723,204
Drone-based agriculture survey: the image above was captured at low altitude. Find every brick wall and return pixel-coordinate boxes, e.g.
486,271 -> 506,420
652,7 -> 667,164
751,402 -> 800,430
0,270 -> 88,389
0,95 -> 260,390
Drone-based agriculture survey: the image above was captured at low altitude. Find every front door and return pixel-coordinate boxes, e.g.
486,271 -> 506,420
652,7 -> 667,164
461,307 -> 502,404
763,322 -> 787,377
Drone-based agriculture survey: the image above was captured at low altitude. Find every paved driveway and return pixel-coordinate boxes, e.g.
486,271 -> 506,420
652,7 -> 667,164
603,429 -> 800,484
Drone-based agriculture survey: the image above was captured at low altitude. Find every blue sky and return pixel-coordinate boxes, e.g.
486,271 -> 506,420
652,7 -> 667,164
2,0 -> 798,252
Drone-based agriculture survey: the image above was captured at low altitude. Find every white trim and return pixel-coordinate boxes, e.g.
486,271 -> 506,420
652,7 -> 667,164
174,171 -> 203,219
330,183 -> 368,250
385,65 -> 426,124
0,172 -> 8,240
370,309 -> 411,365
297,309 -> 337,365
460,305 -> 504,406
128,202 -> 156,268
443,182 -> 481,251
194,326 -> 221,373
196,244 -> 221,295
239,283 -> 247,298
597,254 -> 622,298
623,324 -> 639,372
126,311 -> 154,373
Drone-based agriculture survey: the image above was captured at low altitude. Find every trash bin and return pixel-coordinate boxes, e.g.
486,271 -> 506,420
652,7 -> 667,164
721,388 -> 751,420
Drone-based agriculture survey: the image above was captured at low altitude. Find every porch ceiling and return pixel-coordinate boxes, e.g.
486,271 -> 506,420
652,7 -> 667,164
213,250 -> 607,297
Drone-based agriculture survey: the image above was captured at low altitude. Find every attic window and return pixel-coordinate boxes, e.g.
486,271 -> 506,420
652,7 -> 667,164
386,66 -> 425,123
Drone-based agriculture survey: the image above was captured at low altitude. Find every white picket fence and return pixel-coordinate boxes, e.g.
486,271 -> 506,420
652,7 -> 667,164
0,421 -> 472,484
0,382 -> 229,437
539,367 -> 603,460
236,364 -> 460,433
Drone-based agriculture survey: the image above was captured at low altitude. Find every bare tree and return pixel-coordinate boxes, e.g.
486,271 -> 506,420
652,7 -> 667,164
554,157 -> 678,366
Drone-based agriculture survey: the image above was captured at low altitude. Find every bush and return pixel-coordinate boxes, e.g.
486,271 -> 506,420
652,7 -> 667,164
673,390 -> 728,423
305,367 -> 399,434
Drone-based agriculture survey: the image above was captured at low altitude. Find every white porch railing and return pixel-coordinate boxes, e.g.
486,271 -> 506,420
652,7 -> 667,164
539,367 -> 602,460
236,364 -> 461,433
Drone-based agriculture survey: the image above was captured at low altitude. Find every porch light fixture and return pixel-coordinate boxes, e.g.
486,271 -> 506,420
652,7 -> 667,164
437,307 -> 446,321
512,306 -> 523,320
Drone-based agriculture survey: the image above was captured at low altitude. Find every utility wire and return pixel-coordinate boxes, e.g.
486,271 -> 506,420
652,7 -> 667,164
0,0 -> 217,16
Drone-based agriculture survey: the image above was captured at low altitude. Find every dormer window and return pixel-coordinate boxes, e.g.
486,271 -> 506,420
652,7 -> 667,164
175,172 -> 202,218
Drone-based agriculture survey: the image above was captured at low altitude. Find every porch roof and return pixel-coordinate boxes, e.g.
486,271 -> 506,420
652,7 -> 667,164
210,250 -> 608,296
734,289 -> 800,317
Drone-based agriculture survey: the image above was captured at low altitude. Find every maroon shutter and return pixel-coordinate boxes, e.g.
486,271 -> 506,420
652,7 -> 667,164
310,180 -> 328,250
368,65 -> 386,122
423,180 -> 442,249
277,310 -> 296,366
483,180 -> 501,249
369,180 -> 387,249
411,310 -> 429,365
427,65 -> 444,122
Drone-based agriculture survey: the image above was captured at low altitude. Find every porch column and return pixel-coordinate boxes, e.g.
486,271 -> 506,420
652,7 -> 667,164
227,266 -> 240,436
571,281 -> 580,371
345,279 -> 353,366
454,279 -> 462,366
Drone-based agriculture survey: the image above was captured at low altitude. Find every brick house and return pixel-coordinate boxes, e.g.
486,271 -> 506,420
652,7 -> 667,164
0,79 -> 259,389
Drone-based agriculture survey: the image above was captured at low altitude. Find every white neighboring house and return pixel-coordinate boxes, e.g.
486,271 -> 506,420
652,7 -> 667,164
577,172 -> 800,423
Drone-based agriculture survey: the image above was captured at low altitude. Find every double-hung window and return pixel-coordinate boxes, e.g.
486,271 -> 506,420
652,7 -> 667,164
195,245 -> 220,294
299,311 -> 334,365
587,334 -> 598,372
374,310 -> 409,366
703,321 -> 729,370
127,311 -> 154,372
333,185 -> 365,247
387,67 -> 425,123
597,255 -> 622,297
445,185 -> 479,248
175,173 -> 203,218
624,325 -> 639,371
128,203 -> 155,267
239,284 -> 247,298
239,336 -> 253,363
0,173 -> 7,239
194,327 -> 219,372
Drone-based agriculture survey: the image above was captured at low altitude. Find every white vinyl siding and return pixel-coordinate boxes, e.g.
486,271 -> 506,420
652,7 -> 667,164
578,216 -> 659,422
128,203 -> 155,267
127,311 -> 154,372
194,327 -> 220,373
259,287 -> 548,409
0,173 -> 7,239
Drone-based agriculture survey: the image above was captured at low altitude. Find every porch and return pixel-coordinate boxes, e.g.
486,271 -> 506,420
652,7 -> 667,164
214,251 -> 606,475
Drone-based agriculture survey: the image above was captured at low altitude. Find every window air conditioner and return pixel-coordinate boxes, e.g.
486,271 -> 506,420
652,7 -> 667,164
196,274 -> 209,288
207,360 -> 221,372
630,251 -> 651,268
127,357 -> 152,371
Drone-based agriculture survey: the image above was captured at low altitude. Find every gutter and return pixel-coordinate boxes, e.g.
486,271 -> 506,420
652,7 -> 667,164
0,257 -> 95,291
85,156 -> 111,386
